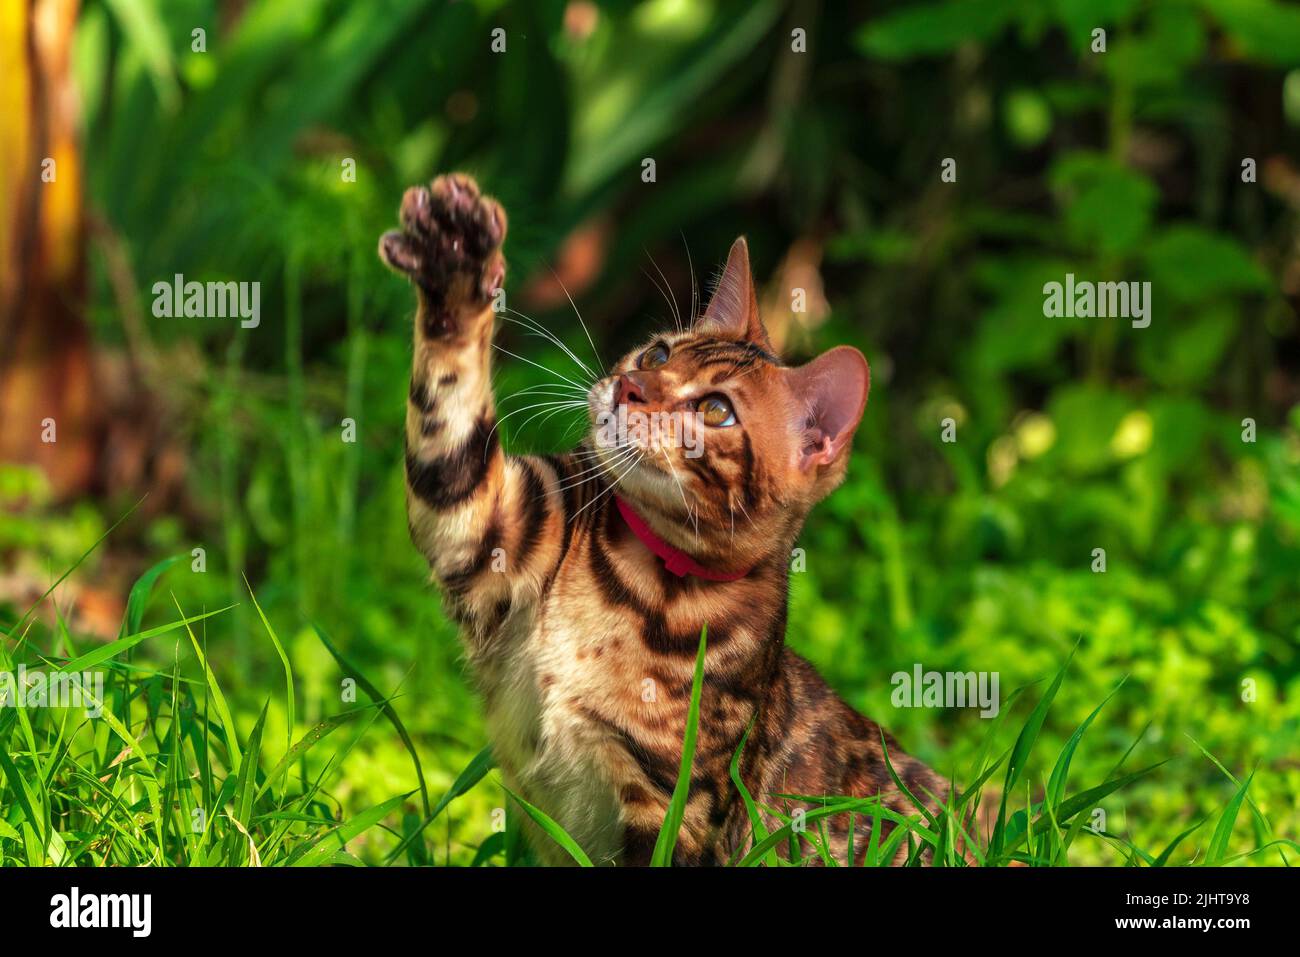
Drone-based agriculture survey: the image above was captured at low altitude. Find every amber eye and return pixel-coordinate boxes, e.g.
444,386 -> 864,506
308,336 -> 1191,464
638,343 -> 670,369
697,394 -> 737,427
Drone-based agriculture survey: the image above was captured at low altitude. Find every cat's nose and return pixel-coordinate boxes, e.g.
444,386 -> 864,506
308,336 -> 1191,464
614,372 -> 649,406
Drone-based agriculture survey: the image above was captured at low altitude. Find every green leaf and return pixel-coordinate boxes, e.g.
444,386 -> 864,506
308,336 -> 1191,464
57,605 -> 235,674
1144,226 -> 1271,304
247,579 -> 293,752
1046,677 -> 1126,808
1049,153 -> 1157,255
864,802 -> 883,867
256,705 -> 372,800
1144,397 -> 1210,470
1099,4 -> 1206,89
738,798 -> 933,867
729,716 -> 778,867
1183,735 -> 1278,850
651,625 -> 707,866
312,623 -> 428,818
1152,818 -> 1208,867
235,702 -> 269,829
1138,303 -> 1237,387
972,256 -> 1084,373
1197,0 -> 1300,67
103,0 -> 180,109
1206,770 -> 1255,865
0,734 -> 45,848
1003,762 -> 1169,848
878,731 -> 939,830
383,745 -> 494,864
954,747 -> 1012,811
503,785 -> 593,867
992,644 -> 1076,854
1047,385 -> 1134,474
470,831 -> 507,867
120,555 -> 182,638
856,0 -> 1023,59
567,0 -> 781,193
174,597 -> 242,775
290,792 -> 412,867
1051,0 -> 1141,47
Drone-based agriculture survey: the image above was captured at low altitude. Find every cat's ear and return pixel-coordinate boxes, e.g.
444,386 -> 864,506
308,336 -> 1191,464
696,237 -> 773,349
784,346 -> 870,472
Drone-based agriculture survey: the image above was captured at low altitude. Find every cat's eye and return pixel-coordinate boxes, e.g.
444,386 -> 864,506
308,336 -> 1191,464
697,394 -> 737,428
639,343 -> 670,369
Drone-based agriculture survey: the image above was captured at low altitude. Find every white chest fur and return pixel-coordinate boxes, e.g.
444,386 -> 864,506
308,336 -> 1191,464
477,600 -> 629,865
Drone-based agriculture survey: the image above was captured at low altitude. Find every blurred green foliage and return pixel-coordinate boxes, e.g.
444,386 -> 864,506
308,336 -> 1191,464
6,0 -> 1300,863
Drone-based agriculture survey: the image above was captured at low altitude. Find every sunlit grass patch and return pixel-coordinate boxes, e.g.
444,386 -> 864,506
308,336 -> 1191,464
1,548 -> 1293,868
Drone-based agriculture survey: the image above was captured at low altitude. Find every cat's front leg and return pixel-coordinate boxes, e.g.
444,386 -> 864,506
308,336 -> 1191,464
380,174 -> 565,641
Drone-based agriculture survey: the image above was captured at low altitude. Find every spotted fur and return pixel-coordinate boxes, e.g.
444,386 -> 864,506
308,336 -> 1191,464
380,173 -> 951,866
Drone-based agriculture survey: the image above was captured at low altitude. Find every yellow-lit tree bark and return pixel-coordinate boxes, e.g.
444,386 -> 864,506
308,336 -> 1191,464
0,0 -> 95,500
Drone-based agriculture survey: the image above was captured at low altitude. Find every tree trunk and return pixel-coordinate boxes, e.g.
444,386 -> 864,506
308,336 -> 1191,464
0,0 -> 96,501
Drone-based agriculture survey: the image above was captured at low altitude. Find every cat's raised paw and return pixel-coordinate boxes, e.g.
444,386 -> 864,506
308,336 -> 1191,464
379,173 -> 507,333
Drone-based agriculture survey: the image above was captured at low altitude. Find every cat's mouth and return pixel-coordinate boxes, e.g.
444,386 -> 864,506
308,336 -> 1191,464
584,378 -> 682,488
586,382 -> 666,462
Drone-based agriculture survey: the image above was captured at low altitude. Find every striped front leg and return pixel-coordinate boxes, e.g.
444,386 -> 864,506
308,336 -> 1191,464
381,174 -> 566,641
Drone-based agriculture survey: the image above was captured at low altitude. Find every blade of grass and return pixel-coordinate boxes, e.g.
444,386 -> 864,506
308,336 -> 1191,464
312,622 -> 428,818
289,792 -> 413,867
247,578 -> 294,753
469,831 -> 506,867
864,799 -> 883,866
5,494 -> 146,646
383,744 -> 494,864
502,784 -> 593,866
651,624 -> 707,866
173,596 -> 242,775
236,703 -> 269,829
55,605 -> 235,674
1046,676 -> 1126,808
1152,817 -> 1208,867
1004,761 -> 1169,850
878,731 -> 938,830
991,642 -> 1076,855
739,799 -> 933,867
257,703 -> 377,801
0,732 -> 45,848
121,555 -> 183,637
1206,770 -> 1255,865
1184,734 -> 1282,862
728,717 -> 778,866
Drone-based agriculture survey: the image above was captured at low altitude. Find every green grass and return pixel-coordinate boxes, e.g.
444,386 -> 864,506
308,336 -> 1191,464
1,559 -> 1294,868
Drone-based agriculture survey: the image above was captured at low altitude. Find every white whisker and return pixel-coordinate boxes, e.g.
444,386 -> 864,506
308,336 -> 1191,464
682,231 -> 699,324
492,344 -> 592,393
504,400 -> 589,442
570,449 -> 643,524
498,384 -> 589,404
555,446 -> 638,492
658,446 -> 697,538
547,267 -> 605,375
644,248 -> 682,334
502,308 -> 599,383
732,493 -> 754,530
487,399 -> 587,451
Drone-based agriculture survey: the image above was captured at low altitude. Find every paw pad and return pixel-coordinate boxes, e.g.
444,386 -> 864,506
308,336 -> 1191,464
379,173 -> 507,306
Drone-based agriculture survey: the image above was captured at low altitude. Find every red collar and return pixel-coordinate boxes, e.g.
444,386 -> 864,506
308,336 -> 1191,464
614,497 -> 750,582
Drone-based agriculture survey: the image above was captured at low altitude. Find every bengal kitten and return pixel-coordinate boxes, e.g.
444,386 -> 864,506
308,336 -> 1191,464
379,173 -> 949,866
